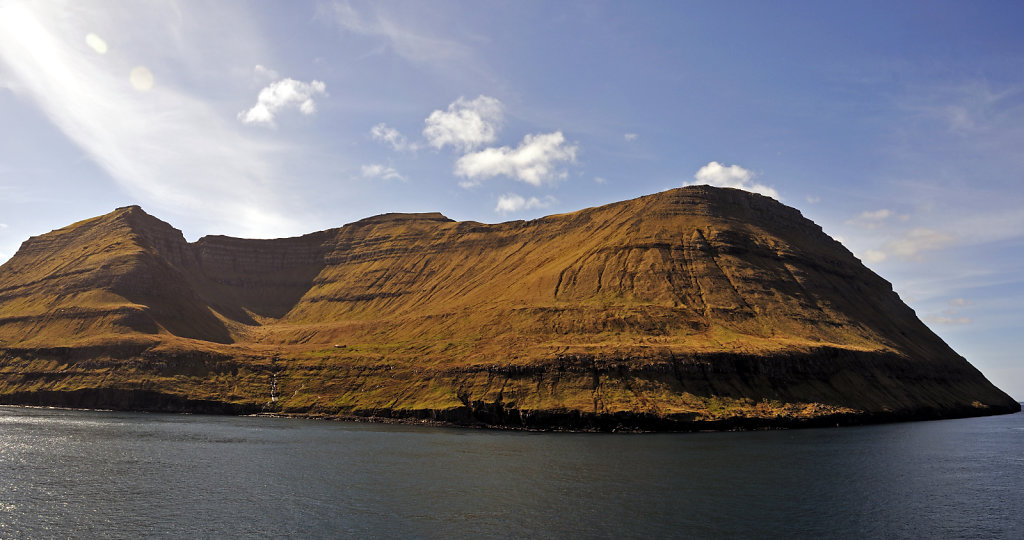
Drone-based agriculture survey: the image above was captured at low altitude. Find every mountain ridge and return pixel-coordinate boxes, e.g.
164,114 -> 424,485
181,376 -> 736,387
0,187 -> 1017,430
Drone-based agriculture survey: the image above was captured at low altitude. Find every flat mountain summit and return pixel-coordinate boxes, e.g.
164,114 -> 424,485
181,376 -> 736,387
0,187 -> 1017,430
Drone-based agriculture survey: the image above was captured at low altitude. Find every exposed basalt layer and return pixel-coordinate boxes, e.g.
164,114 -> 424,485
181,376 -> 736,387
0,187 -> 1018,430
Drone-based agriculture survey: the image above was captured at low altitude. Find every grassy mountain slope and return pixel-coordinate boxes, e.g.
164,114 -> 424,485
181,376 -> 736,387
0,187 -> 1017,430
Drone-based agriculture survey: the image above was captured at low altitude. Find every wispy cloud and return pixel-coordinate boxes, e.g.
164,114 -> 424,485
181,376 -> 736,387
323,1 -> 472,66
886,227 -> 956,260
371,122 -> 416,151
952,208 -> 1024,246
924,297 -> 974,325
846,208 -> 909,229
253,64 -> 279,81
924,315 -> 972,325
844,203 -> 1024,271
888,79 -> 1024,196
239,77 -> 327,127
854,227 -> 956,264
456,131 -> 578,187
361,163 -> 404,181
0,2 -> 299,237
861,249 -> 887,263
495,193 -> 556,215
859,209 -> 893,221
624,133 -> 638,141
687,161 -> 779,199
905,81 -> 1024,137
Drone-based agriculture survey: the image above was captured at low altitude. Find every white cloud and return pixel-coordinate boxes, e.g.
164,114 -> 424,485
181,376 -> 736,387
494,193 -> 556,215
594,176 -> 607,184
624,133 -> 638,141
0,223 -> 7,229
949,297 -> 973,307
239,78 -> 327,127
455,131 -> 578,187
806,195 -> 821,204
687,161 -> 779,199
361,164 -> 404,181
423,95 -> 503,152
0,1 -> 299,238
371,122 -> 416,151
885,227 -> 956,260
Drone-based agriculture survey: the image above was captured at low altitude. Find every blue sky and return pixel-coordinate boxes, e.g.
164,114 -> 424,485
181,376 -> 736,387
1,1 -> 1022,398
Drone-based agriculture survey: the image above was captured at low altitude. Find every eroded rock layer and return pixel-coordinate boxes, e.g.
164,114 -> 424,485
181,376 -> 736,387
0,187 -> 1017,430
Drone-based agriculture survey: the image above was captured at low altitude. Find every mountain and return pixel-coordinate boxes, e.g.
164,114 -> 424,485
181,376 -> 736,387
0,187 -> 1017,430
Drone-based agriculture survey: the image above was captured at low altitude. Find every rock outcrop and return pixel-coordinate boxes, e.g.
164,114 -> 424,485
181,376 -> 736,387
0,187 -> 1017,430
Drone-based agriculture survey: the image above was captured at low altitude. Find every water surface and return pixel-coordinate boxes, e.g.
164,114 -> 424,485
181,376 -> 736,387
1,406 -> 1021,538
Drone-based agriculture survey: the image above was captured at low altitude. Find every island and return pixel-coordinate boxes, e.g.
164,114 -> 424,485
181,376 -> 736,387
0,186 -> 1017,430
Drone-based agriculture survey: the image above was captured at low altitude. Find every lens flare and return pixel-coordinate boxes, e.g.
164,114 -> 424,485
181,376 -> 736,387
129,66 -> 153,91
84,33 -> 107,54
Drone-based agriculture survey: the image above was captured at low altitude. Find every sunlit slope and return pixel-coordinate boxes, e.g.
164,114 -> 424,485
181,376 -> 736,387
278,188 -> 927,356
0,187 -> 1017,429
0,207 -> 232,346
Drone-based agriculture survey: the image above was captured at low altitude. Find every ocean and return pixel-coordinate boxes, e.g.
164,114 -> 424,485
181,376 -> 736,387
1,406 -> 1021,538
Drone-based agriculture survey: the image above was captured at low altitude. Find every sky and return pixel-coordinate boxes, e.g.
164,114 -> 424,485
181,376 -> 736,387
1,1 -> 1022,398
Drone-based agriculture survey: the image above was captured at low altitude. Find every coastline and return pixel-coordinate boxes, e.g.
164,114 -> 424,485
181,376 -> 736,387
1,394 -> 1018,433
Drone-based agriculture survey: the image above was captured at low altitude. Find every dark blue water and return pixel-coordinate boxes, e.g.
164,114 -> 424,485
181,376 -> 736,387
1,406 -> 1021,539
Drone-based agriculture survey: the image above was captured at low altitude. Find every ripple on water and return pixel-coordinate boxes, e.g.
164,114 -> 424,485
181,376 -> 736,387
0,406 -> 1022,538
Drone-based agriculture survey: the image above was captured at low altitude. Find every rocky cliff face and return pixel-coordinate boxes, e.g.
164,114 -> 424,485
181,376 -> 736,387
0,187 -> 1017,430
